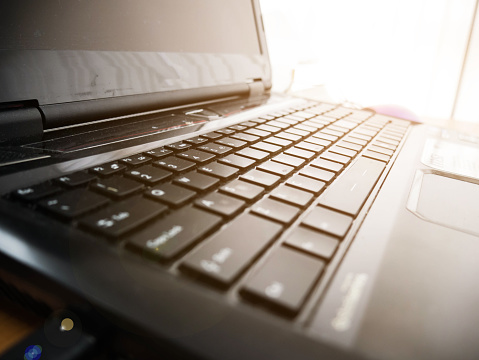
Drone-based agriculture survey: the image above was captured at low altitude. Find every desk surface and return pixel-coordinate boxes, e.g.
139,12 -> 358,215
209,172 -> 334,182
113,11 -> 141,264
0,300 -> 43,354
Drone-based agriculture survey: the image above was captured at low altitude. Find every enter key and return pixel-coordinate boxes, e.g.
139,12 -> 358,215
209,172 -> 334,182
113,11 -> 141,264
318,157 -> 385,217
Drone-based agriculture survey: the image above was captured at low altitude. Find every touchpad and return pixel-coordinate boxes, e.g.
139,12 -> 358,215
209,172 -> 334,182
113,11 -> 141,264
407,171 -> 479,236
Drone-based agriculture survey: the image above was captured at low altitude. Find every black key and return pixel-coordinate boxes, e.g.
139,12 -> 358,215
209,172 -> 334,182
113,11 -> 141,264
284,114 -> 303,122
80,196 -> 166,238
185,136 -> 208,145
270,110 -> 290,117
195,192 -> 245,217
367,145 -> 394,157
355,127 -> 378,137
327,125 -> 348,134
154,156 -> 196,172
270,185 -> 313,207
376,136 -> 399,146
285,147 -> 315,160
300,166 -> 335,183
335,119 -> 358,130
364,124 -> 383,133
323,128 -> 346,138
240,169 -> 281,189
126,206 -> 222,261
293,110 -> 314,119
313,132 -> 337,142
197,142 -> 232,156
54,171 -> 97,188
310,158 -> 343,173
144,147 -> 173,159
220,179 -> 264,201
294,124 -> 316,133
90,176 -> 144,199
272,153 -> 305,168
244,128 -> 271,138
203,132 -> 223,140
176,149 -> 216,163
165,142 -> 191,151
124,165 -> 172,185
198,162 -> 239,180
287,174 -> 325,194
349,132 -> 371,142
231,133 -> 260,144
120,154 -> 152,167
215,137 -> 247,149
90,162 -> 126,177
275,117 -> 298,126
343,136 -> 367,147
251,197 -> 300,224
251,141 -> 281,154
12,182 -> 62,202
310,116 -> 332,125
319,156 -> 385,216
173,171 -> 219,192
363,150 -> 390,163
391,119 -> 410,128
286,128 -> 309,138
145,183 -> 196,207
329,146 -> 357,158
180,213 -> 283,286
302,206 -> 353,238
276,131 -> 301,143
320,152 -> 351,165
264,136 -> 292,147
372,140 -> 396,151
39,189 -> 109,219
250,118 -> 268,124
285,227 -> 339,260
259,114 -> 275,121
216,128 -> 235,136
386,126 -> 405,135
229,124 -> 247,131
241,246 -> 324,315
337,141 -> 363,152
236,147 -> 269,161
239,121 -> 257,128
295,141 -> 324,153
257,161 -> 294,178
302,120 -> 324,130
218,154 -> 255,169
266,120 -> 290,129
256,124 -> 281,134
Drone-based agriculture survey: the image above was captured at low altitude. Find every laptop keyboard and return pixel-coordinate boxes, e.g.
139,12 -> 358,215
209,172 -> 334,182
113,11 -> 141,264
5,101 -> 410,317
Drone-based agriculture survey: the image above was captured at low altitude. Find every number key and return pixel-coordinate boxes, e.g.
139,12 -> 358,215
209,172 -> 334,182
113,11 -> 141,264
89,162 -> 126,177
124,165 -> 172,184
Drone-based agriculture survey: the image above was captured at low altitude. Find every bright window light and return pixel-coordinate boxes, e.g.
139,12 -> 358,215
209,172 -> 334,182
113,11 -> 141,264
260,0 -> 477,123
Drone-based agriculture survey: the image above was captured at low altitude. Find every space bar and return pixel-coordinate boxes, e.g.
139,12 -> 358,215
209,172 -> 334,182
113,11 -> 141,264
318,156 -> 386,216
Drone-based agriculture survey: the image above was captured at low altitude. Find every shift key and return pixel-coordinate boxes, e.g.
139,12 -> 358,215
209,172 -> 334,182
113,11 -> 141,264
318,156 -> 385,216
180,213 -> 283,287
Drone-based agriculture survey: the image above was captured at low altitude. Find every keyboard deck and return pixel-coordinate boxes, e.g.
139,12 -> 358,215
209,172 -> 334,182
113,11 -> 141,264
4,101 -> 410,318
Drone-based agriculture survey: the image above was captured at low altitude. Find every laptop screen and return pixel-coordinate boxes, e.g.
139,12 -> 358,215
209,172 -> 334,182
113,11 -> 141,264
0,0 -> 269,106
1,0 -> 261,54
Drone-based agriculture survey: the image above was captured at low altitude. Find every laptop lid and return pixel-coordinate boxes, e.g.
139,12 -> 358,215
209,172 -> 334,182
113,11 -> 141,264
0,0 -> 271,135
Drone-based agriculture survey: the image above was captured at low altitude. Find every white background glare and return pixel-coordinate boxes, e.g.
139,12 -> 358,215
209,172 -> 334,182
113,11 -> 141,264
260,0 -> 479,124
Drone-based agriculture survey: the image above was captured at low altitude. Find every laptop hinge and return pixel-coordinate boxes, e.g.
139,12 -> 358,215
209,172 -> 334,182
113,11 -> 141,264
246,78 -> 266,97
0,101 -> 44,145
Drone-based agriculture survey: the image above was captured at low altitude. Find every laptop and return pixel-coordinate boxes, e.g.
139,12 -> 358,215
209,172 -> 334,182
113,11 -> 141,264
1,1 -> 479,359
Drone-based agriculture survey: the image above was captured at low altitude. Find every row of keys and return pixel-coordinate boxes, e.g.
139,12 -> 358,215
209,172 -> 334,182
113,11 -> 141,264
6,103 -> 409,319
